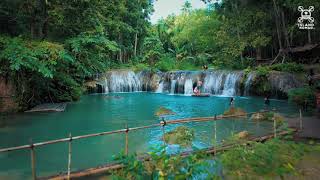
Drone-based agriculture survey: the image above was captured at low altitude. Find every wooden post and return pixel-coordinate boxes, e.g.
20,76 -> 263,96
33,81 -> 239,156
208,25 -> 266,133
30,139 -> 36,180
125,124 -> 129,155
214,118 -> 217,155
67,133 -> 72,180
274,119 -> 276,138
299,109 -> 303,130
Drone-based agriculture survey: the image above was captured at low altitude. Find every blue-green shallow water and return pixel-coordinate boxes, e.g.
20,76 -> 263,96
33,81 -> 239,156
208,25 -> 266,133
0,93 -> 300,179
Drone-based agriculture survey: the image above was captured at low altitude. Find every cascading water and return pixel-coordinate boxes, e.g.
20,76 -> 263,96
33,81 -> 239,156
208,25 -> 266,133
184,79 -> 193,95
222,72 -> 242,96
156,81 -> 164,93
97,70 -> 245,96
203,72 -> 225,94
99,71 -> 143,92
170,80 -> 177,94
104,78 -> 109,93
244,73 -> 255,96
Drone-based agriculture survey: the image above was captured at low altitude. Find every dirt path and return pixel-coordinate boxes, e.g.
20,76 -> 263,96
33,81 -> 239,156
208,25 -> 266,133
288,112 -> 320,139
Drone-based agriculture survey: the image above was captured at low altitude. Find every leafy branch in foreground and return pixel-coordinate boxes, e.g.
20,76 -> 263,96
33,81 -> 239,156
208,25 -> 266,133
111,147 -> 213,180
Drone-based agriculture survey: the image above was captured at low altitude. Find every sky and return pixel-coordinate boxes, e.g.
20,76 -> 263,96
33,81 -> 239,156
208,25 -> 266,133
150,0 -> 207,24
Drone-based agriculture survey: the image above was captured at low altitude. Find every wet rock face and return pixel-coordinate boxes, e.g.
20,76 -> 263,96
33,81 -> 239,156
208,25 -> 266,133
149,72 -> 162,91
268,71 -> 303,97
0,77 -> 18,112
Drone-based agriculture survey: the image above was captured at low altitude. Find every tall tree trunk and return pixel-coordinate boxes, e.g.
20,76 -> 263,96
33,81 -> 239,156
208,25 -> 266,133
272,0 -> 283,50
308,30 -> 312,44
41,0 -> 49,39
233,2 -> 243,62
30,17 -> 36,39
256,47 -> 262,60
134,32 -> 138,57
118,33 -> 123,63
281,11 -> 290,48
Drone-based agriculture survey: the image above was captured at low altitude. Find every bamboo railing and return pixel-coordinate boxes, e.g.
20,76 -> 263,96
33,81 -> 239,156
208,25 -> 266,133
0,109 -> 300,180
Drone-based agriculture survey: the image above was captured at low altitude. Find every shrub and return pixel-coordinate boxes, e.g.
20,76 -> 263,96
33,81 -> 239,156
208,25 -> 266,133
270,63 -> 304,73
164,126 -> 195,147
155,56 -> 176,72
288,87 -> 316,107
112,146 -> 210,179
176,60 -> 198,70
251,66 -> 272,96
221,139 -> 305,178
256,66 -> 270,77
132,63 -> 150,72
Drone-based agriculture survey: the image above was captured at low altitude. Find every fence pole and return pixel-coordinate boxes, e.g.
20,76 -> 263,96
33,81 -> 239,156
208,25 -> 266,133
67,133 -> 72,180
299,109 -> 303,130
30,139 -> 37,180
214,115 -> 217,155
273,117 -> 277,138
125,124 -> 129,155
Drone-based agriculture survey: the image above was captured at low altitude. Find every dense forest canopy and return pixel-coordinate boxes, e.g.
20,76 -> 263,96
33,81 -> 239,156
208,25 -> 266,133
0,0 -> 319,110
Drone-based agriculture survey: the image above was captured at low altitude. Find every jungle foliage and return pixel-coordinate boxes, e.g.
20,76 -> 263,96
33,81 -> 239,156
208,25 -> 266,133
0,0 -> 152,109
142,0 -> 320,71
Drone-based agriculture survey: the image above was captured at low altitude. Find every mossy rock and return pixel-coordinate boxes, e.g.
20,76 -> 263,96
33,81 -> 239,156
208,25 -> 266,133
155,107 -> 175,117
222,131 -> 251,145
251,113 -> 269,121
164,126 -> 195,147
251,112 -> 284,127
223,107 -> 247,117
236,131 -> 250,139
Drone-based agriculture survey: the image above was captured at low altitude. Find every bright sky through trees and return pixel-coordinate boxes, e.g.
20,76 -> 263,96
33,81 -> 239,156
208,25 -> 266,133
150,0 -> 207,24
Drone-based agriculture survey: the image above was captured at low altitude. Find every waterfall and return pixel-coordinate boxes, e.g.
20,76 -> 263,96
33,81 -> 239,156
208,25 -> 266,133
244,73 -> 255,96
96,70 -> 244,96
203,72 -> 225,94
222,73 -> 242,96
156,81 -> 164,93
104,78 -> 109,93
105,71 -> 142,92
170,80 -> 177,94
184,79 -> 193,95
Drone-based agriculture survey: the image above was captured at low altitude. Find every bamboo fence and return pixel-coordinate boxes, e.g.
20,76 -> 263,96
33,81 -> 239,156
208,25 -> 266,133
0,109 -> 301,180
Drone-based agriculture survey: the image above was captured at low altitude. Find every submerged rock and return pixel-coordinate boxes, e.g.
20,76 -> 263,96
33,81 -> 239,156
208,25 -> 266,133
155,107 -> 175,117
251,112 -> 284,127
236,131 -> 250,139
251,113 -> 268,121
223,107 -> 247,117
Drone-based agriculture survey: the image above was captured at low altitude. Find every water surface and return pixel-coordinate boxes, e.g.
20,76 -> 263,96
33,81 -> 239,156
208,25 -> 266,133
0,93 -> 299,179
